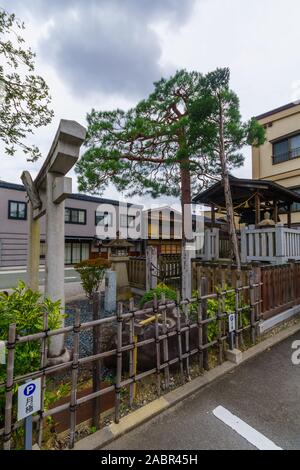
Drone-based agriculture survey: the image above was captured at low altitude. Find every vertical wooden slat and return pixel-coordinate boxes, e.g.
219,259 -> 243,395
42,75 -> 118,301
183,299 -> 190,379
235,273 -> 240,349
92,292 -> 101,430
201,277 -> 209,371
175,291 -> 184,384
115,303 -> 123,424
69,308 -> 80,449
161,293 -> 170,390
128,298 -> 135,407
197,271 -> 204,373
3,323 -> 16,451
249,271 -> 256,344
153,295 -> 161,396
37,309 -> 49,447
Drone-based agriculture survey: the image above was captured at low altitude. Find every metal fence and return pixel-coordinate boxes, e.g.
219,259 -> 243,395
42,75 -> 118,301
0,271 -> 261,450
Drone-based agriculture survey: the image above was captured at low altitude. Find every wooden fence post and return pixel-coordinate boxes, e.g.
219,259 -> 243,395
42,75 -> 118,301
3,324 -> 16,451
201,277 -> 209,371
92,292 -> 101,430
69,308 -> 80,449
115,303 -> 123,423
37,310 -> 49,447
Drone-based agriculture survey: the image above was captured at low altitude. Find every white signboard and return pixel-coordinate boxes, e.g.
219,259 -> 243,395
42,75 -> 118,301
228,314 -> 236,333
18,379 -> 41,421
0,341 -> 5,365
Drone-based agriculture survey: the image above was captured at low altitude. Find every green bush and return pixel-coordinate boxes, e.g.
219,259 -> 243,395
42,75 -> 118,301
140,283 -> 177,307
75,258 -> 111,299
0,282 -> 66,425
190,285 -> 250,342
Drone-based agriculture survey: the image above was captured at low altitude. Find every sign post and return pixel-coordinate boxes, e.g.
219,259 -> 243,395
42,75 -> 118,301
228,313 -> 236,350
18,379 -> 41,450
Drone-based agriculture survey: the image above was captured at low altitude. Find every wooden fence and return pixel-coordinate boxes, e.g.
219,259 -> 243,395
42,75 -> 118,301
0,277 -> 260,450
128,257 -> 146,290
192,261 -> 300,321
128,254 -> 181,291
260,262 -> 300,319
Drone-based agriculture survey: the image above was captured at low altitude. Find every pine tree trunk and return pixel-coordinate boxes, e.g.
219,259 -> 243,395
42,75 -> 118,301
219,104 -> 241,271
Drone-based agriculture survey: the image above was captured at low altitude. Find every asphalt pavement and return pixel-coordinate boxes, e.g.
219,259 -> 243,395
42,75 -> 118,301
104,331 -> 300,450
0,266 -> 81,290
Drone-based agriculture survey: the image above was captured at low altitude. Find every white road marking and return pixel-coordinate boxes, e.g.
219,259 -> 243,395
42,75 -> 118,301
0,267 -> 76,275
64,276 -> 78,280
212,406 -> 282,450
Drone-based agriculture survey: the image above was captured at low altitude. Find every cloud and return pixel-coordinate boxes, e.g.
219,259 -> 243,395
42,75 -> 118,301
2,0 -> 196,99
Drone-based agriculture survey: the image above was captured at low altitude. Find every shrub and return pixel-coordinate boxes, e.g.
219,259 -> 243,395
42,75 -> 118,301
75,258 -> 111,299
140,283 -> 177,307
190,285 -> 250,342
0,282 -> 65,425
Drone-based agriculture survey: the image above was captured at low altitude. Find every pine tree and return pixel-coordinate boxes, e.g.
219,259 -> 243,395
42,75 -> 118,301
190,68 -> 265,269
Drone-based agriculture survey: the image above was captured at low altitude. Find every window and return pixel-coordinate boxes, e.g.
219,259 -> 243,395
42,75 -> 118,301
65,241 -> 90,265
8,201 -> 27,220
120,214 -> 136,228
65,208 -> 86,225
40,242 -> 46,260
273,133 -> 300,164
95,211 -> 113,226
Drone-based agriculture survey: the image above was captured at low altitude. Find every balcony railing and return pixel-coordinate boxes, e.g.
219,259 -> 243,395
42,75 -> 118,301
272,146 -> 300,164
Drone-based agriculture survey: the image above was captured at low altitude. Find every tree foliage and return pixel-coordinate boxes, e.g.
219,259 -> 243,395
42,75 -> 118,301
190,68 -> 265,172
190,68 -> 266,267
75,258 -> 111,300
0,8 -> 54,159
76,70 -> 240,203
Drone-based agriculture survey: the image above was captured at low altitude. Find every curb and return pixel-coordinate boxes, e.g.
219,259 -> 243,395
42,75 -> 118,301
73,321 -> 300,450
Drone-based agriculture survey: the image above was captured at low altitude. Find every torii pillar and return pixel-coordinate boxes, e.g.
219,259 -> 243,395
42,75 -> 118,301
22,120 -> 86,363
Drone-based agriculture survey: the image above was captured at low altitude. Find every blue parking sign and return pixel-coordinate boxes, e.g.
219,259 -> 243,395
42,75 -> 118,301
18,378 -> 41,421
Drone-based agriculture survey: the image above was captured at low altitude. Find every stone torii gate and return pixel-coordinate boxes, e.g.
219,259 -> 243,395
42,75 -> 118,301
21,120 -> 86,362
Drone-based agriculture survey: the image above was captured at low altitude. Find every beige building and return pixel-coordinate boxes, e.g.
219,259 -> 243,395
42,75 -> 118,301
252,102 -> 300,224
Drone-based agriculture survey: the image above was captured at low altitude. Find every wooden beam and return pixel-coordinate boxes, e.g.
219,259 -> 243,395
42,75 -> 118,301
255,193 -> 261,226
273,199 -> 278,223
211,205 -> 216,226
287,203 -> 292,228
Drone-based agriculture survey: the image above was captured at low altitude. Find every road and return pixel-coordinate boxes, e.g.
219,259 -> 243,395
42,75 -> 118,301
105,331 -> 300,450
0,266 -> 81,289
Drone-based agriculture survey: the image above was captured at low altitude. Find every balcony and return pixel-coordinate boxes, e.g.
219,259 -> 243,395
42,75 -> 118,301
272,146 -> 300,164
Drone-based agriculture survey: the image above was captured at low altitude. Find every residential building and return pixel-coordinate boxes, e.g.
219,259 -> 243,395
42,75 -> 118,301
0,180 -> 143,267
252,101 -> 300,224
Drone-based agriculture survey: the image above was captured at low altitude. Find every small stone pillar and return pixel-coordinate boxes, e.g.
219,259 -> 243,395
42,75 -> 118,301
107,238 -> 133,301
104,270 -> 117,314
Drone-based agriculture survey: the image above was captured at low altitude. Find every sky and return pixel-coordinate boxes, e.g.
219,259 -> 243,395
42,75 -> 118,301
1,0 -> 300,209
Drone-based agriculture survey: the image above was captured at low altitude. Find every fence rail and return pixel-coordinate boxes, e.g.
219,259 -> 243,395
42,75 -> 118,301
0,273 -> 260,450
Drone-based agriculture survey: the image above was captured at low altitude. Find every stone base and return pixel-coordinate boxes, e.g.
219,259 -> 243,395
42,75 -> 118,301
117,286 -> 132,301
46,347 -> 71,366
225,348 -> 243,364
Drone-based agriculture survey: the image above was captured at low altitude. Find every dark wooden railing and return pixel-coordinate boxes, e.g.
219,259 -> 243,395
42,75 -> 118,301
260,262 -> 300,319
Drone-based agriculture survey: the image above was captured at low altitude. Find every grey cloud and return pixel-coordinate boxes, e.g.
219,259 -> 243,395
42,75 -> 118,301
3,0 -> 196,98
